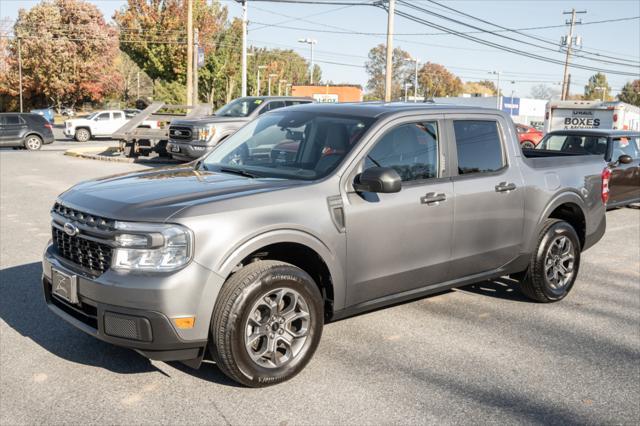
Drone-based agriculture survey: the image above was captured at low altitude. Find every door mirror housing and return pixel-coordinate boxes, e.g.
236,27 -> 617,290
353,167 -> 402,193
618,154 -> 633,165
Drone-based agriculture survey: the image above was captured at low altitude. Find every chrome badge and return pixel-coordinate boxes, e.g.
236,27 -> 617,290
63,222 -> 79,236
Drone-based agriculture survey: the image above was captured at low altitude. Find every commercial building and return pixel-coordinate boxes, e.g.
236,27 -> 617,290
292,85 -> 363,103
432,95 -> 548,127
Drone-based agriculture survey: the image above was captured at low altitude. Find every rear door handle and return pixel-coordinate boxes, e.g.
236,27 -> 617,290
420,192 -> 447,205
495,182 -> 517,192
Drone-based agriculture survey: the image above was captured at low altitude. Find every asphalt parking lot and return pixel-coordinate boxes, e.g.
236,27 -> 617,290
1,148 -> 639,425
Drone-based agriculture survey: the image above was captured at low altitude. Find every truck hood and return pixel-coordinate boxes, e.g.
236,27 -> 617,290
65,118 -> 91,126
171,116 -> 251,126
59,166 -> 303,222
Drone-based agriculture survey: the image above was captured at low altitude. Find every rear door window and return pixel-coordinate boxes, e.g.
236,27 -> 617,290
537,134 -> 608,155
113,112 -> 123,120
453,120 -> 504,175
96,113 -> 111,121
4,115 -> 24,125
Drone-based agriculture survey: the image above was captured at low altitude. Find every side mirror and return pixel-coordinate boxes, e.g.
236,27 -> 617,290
618,154 -> 633,165
353,167 -> 401,193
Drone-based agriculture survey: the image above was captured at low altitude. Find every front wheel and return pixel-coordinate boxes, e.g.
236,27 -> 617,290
210,260 -> 324,387
521,140 -> 536,149
518,219 -> 581,302
24,135 -> 42,150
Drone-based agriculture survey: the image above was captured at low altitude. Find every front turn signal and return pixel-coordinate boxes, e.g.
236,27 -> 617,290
173,317 -> 196,329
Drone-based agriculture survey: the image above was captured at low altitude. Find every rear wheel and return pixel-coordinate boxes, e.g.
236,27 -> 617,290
521,140 -> 536,149
74,128 -> 90,142
518,219 -> 580,302
210,260 -> 323,387
24,135 -> 42,151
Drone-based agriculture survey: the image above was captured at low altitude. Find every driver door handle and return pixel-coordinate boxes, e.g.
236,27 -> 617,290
421,192 -> 447,205
495,182 -> 517,192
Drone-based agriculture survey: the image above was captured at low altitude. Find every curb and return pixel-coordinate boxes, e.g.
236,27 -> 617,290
64,146 -> 136,163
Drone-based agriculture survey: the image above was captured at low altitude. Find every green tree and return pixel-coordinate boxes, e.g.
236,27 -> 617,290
418,62 -> 462,98
584,72 -> 611,101
365,44 -> 412,100
0,0 -> 121,110
618,80 -> 640,106
114,0 -> 227,84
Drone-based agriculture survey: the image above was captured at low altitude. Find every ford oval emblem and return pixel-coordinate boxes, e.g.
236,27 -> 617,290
63,222 -> 79,236
174,130 -> 182,136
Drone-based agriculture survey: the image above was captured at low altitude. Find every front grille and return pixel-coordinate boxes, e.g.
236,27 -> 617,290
52,202 -> 115,232
52,227 -> 112,274
169,126 -> 193,140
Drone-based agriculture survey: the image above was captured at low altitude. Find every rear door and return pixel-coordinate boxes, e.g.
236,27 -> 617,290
608,135 -> 640,204
0,114 -> 27,145
446,115 -> 525,276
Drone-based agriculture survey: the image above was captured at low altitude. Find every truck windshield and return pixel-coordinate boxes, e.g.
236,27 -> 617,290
536,134 -> 608,155
214,98 -> 263,117
200,110 -> 374,180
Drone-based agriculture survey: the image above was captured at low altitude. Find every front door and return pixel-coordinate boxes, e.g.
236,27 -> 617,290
609,135 -> 640,204
447,116 -> 525,276
92,112 -> 112,136
344,119 -> 454,306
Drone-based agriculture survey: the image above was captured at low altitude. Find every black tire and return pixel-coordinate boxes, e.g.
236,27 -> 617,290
521,140 -> 536,149
123,141 -> 139,158
518,219 -> 581,302
210,260 -> 323,387
24,135 -> 43,151
74,128 -> 91,142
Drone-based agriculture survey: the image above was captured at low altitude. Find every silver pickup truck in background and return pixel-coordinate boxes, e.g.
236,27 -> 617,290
42,103 -> 607,387
166,96 -> 314,161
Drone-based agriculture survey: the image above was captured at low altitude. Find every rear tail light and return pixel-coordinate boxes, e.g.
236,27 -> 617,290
44,123 -> 53,129
613,113 -> 618,122
601,167 -> 612,205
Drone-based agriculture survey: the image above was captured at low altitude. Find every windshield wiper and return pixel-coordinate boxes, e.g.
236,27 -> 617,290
218,167 -> 257,178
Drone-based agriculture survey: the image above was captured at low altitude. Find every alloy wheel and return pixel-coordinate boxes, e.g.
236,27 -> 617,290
544,235 -> 576,290
244,288 -> 311,368
25,136 -> 41,150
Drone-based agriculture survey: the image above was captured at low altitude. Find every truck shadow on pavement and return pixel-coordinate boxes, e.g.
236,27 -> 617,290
0,261 -> 235,385
460,277 -> 530,302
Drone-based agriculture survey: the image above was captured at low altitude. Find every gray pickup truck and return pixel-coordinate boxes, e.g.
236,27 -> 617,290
43,103 -> 607,387
166,96 -> 313,161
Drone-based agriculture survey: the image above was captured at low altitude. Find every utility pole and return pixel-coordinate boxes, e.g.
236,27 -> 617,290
17,36 -> 23,112
136,71 -> 140,100
384,0 -> 395,102
286,83 -> 292,96
268,74 -> 277,96
561,8 -> 586,100
257,65 -> 267,96
193,28 -> 199,105
240,0 -> 248,97
404,82 -> 409,102
298,38 -> 317,84
489,71 -> 502,109
279,79 -> 286,96
186,0 -> 193,105
412,58 -> 419,103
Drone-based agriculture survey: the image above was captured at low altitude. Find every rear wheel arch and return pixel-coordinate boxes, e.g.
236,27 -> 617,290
538,195 -> 587,250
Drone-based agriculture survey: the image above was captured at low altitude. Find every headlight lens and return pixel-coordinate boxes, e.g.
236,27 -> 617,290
112,222 -> 193,272
197,126 -> 215,141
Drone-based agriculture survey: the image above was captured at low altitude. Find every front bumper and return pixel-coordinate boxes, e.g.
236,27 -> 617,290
42,243 -> 225,363
166,141 -> 214,160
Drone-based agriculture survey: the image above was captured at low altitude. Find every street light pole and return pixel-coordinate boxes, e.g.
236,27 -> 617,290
268,74 -> 277,96
489,71 -> 502,109
298,38 -> 317,84
413,58 -> 419,103
17,36 -> 23,113
384,0 -> 395,102
186,0 -> 193,105
257,65 -> 267,96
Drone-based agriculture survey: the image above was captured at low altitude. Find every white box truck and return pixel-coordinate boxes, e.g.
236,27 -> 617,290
544,100 -> 640,133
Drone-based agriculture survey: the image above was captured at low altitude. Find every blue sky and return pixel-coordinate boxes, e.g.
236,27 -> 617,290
2,0 -> 639,97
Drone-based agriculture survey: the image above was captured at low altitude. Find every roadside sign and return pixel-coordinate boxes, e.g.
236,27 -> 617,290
313,94 -> 339,103
502,96 -> 520,116
197,47 -> 205,68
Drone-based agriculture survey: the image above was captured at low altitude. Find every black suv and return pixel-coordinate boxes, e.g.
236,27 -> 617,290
0,113 -> 55,150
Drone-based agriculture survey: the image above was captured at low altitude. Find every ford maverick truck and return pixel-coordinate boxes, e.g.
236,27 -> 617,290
43,103 -> 607,387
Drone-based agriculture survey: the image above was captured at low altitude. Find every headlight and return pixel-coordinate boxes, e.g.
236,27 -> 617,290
112,221 -> 193,272
197,126 -> 215,141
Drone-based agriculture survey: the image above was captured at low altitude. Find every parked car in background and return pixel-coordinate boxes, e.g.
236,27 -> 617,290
544,100 -> 640,133
61,108 -> 75,117
63,110 -> 160,142
167,96 -> 314,161
43,103 -> 607,387
30,108 -> 55,124
0,113 -> 54,150
534,129 -> 640,208
515,123 -> 544,148
123,109 -> 141,118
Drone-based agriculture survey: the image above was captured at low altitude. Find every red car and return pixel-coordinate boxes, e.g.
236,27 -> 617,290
516,124 -> 544,148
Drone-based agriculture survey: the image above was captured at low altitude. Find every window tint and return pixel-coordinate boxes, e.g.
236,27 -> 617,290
285,100 -> 311,106
267,101 -> 286,111
612,136 -> 640,160
536,134 -> 608,155
96,113 -> 110,121
113,112 -> 123,120
4,115 -> 23,125
453,120 -> 504,174
365,122 -> 439,182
